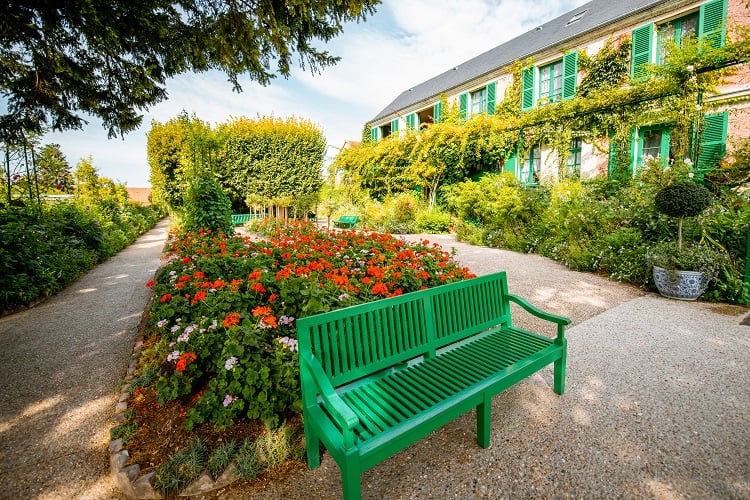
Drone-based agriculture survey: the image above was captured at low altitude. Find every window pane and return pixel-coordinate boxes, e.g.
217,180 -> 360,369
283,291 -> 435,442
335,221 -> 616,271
552,62 -> 563,101
471,88 -> 486,115
642,130 -> 662,159
681,15 -> 697,39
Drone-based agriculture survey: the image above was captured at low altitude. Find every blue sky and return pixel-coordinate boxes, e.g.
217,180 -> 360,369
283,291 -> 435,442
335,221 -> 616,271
43,0 -> 588,187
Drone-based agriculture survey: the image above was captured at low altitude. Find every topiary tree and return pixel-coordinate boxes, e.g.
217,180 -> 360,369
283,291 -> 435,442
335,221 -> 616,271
654,180 -> 712,247
181,175 -> 233,235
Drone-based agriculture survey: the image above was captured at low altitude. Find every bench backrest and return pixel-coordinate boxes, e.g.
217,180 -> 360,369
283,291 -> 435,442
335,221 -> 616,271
297,272 -> 511,387
338,215 -> 358,223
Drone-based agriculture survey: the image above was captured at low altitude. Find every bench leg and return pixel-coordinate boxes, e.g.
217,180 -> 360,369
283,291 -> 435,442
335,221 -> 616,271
554,344 -> 567,395
340,455 -> 362,500
476,394 -> 492,448
304,422 -> 321,469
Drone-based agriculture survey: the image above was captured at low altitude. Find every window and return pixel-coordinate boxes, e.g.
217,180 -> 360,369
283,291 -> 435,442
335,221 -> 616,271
539,61 -> 563,104
471,88 -> 487,116
566,138 -> 582,178
521,52 -> 578,110
658,13 -> 698,64
631,0 -> 727,79
637,126 -> 672,168
521,146 -> 541,184
379,124 -> 391,139
566,9 -> 588,25
459,82 -> 496,120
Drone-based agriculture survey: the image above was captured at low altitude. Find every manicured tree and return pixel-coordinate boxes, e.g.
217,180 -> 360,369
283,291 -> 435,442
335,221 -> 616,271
181,175 -> 233,235
654,181 -> 712,247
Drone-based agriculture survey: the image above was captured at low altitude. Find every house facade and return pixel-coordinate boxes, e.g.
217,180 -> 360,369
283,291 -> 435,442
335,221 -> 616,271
368,0 -> 749,185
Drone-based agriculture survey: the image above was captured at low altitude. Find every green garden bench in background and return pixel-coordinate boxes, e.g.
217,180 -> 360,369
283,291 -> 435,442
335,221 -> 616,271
231,214 -> 251,226
333,215 -> 358,228
296,271 -> 570,500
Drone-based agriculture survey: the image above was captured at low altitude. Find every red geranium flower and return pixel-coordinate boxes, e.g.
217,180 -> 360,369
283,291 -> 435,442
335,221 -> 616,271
145,280 -> 156,287
191,291 -> 207,304
223,312 -> 241,328
252,305 -> 272,317
160,293 -> 172,303
372,282 -> 389,295
175,352 -> 197,371
250,282 -> 267,294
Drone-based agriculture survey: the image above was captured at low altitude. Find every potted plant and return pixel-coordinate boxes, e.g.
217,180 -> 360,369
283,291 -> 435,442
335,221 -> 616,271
649,180 -> 726,300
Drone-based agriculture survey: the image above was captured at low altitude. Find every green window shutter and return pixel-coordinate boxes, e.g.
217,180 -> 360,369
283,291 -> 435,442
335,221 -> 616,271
459,93 -> 468,121
406,113 -> 416,130
698,111 -> 728,171
370,127 -> 378,142
521,67 -> 535,111
390,119 -> 398,133
486,82 -> 496,115
562,52 -> 578,100
503,153 -> 518,177
433,102 -> 443,124
699,0 -> 727,49
631,23 -> 653,81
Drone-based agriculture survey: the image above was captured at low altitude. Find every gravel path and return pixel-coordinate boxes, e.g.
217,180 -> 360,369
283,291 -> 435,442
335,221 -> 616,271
1,227 -> 748,499
0,219 -> 168,500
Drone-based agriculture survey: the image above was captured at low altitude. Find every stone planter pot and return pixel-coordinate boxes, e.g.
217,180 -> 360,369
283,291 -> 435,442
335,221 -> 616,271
652,266 -> 710,300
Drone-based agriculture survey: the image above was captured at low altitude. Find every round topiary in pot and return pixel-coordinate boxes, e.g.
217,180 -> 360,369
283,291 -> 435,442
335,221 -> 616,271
654,180 -> 712,248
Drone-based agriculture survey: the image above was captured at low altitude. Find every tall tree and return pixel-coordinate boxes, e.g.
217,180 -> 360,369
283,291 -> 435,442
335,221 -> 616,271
35,143 -> 73,193
1,0 -> 380,141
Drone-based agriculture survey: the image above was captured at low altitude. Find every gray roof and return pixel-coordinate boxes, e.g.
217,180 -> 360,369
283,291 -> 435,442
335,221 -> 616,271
371,0 -> 676,123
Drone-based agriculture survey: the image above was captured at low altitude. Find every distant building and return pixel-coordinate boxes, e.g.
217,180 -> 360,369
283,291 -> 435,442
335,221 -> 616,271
369,0 -> 749,183
125,187 -> 152,205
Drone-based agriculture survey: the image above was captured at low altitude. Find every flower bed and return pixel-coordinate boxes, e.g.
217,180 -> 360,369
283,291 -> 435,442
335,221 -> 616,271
141,220 -> 475,432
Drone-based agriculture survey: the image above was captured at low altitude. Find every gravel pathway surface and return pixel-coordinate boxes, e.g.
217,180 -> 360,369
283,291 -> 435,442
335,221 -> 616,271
1,227 -> 748,499
0,219 -> 168,500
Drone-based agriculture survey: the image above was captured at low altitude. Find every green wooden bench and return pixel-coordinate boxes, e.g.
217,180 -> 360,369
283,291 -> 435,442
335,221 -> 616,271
231,214 -> 251,226
296,271 -> 570,500
333,215 -> 358,228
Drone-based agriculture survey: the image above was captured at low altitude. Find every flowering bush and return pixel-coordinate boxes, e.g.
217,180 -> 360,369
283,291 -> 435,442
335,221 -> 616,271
145,220 -> 475,429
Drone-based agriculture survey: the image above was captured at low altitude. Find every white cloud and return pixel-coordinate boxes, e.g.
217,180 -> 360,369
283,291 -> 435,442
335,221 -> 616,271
42,0 -> 589,187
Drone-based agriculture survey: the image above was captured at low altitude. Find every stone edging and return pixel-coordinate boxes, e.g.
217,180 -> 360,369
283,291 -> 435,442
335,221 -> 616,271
109,334 -> 243,498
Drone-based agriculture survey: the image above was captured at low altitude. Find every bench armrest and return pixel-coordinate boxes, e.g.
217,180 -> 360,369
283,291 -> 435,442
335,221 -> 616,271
301,355 -> 360,440
506,293 -> 571,343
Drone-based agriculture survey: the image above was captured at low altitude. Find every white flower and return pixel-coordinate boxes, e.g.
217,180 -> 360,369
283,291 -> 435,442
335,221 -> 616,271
222,394 -> 236,407
167,350 -> 181,362
224,356 -> 238,370
156,319 -> 168,328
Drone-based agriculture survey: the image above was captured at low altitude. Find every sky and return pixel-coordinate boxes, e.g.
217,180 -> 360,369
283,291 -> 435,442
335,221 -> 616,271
43,0 -> 590,187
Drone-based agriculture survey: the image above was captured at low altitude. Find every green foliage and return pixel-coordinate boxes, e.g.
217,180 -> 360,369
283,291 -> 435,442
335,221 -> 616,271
180,175 -> 233,235
148,113 -> 215,211
577,37 -> 631,97
415,210 -> 452,233
35,144 -> 73,193
0,199 -> 163,312
207,440 -> 238,479
110,422 -> 138,444
154,438 -> 206,495
2,1 -> 380,140
649,240 -> 729,273
445,175 -> 747,303
655,181 -> 712,218
215,116 -> 325,211
233,438 -> 264,480
596,229 -> 651,285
